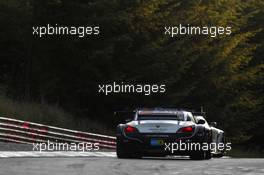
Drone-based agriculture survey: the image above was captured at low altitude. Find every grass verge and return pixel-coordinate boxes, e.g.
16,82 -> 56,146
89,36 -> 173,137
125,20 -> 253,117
0,95 -> 114,135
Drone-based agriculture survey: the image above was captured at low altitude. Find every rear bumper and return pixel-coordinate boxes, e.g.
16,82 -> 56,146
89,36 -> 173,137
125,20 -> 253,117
117,133 -> 208,156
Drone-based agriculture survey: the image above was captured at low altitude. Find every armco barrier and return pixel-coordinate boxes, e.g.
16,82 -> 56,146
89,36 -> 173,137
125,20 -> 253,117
0,117 -> 116,149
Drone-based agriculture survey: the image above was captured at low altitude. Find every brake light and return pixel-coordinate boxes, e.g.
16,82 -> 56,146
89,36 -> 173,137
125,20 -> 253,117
124,126 -> 138,134
177,126 -> 194,133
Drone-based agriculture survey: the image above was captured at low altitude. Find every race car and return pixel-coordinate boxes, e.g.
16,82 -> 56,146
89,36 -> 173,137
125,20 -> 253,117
194,115 -> 225,157
116,108 -> 216,160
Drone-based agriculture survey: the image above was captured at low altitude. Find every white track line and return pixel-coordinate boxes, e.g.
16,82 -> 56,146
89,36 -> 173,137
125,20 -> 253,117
0,151 -> 116,158
0,152 -> 231,159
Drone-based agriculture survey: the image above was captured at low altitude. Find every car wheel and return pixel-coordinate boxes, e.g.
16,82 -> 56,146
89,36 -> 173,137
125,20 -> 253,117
116,141 -> 130,158
130,152 -> 142,159
205,150 -> 212,160
213,153 -> 224,158
190,150 -> 207,160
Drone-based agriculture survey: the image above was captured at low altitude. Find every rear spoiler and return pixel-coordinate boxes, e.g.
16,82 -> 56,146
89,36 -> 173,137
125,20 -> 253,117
114,107 -> 207,119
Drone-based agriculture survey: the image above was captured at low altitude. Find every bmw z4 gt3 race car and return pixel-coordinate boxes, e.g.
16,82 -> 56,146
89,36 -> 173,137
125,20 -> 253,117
116,108 -> 225,160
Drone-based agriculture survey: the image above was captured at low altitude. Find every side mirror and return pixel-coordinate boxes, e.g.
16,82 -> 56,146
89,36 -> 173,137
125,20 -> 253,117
210,122 -> 217,127
197,119 -> 206,124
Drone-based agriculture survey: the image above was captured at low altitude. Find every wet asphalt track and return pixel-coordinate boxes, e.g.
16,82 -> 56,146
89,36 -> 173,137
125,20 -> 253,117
0,153 -> 264,175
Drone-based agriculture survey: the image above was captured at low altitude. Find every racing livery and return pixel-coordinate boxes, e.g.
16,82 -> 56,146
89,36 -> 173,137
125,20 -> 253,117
116,108 -> 223,160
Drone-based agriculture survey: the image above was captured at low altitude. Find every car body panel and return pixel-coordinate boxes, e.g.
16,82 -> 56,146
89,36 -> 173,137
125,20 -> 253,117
194,116 -> 225,156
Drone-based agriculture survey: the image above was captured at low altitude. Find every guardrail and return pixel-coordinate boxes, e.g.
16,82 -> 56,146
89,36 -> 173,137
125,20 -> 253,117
0,117 -> 116,149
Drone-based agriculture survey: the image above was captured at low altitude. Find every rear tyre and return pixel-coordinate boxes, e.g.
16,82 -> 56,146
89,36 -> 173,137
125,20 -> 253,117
205,150 -> 212,160
213,153 -> 224,158
130,151 -> 142,159
190,150 -> 207,160
116,141 -> 130,159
